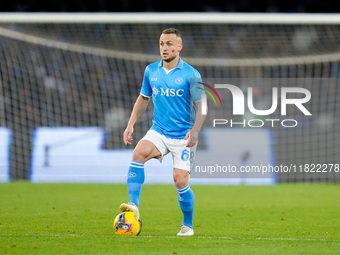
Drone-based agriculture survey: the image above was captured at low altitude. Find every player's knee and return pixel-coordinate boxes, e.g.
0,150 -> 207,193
173,173 -> 189,188
132,148 -> 148,163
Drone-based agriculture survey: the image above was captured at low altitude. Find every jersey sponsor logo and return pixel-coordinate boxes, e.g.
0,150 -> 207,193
152,86 -> 159,96
160,88 -> 184,97
152,86 -> 184,97
151,77 -> 158,81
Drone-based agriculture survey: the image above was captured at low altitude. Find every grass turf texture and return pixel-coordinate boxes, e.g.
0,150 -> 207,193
1,183 -> 339,254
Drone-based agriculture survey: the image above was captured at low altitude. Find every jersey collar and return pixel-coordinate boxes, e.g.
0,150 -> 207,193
158,57 -> 184,70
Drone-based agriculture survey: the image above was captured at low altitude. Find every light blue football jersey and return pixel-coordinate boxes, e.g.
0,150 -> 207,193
140,57 -> 204,139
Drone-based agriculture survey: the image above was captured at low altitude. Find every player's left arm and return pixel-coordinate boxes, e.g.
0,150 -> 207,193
184,100 -> 207,147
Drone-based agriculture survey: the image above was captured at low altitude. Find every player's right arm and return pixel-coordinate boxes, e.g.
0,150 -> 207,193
123,94 -> 150,145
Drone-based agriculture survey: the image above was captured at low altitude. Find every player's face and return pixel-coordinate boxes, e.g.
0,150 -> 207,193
159,33 -> 183,63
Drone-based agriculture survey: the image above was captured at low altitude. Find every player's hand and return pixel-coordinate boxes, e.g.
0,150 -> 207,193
184,129 -> 199,147
123,126 -> 134,145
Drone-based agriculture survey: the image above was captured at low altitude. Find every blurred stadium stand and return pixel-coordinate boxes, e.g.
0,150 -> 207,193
0,15 -> 340,183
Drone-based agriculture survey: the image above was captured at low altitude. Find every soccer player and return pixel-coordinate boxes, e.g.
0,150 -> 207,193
120,28 -> 206,236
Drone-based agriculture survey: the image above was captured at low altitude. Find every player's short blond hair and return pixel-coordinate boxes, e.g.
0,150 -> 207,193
162,28 -> 182,40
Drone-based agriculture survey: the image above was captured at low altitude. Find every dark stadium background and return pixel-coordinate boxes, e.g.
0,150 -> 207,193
1,3 -> 339,183
0,0 -> 339,13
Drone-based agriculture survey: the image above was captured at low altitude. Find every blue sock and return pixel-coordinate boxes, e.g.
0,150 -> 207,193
177,185 -> 194,229
127,161 -> 145,207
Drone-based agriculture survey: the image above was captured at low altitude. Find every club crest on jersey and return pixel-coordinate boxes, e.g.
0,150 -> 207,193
175,77 -> 183,85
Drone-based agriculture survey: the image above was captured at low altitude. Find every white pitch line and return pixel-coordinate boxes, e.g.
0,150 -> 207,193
1,233 -> 339,242
141,235 -> 339,242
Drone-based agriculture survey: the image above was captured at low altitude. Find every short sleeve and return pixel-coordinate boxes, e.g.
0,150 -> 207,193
140,66 -> 152,97
190,70 -> 204,102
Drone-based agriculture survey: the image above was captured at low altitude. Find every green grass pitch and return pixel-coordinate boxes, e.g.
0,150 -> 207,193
1,182 -> 340,254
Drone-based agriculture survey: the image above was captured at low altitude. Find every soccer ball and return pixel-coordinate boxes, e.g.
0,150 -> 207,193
113,212 -> 142,236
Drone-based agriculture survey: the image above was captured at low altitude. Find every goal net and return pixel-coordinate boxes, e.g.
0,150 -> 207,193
0,13 -> 339,182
